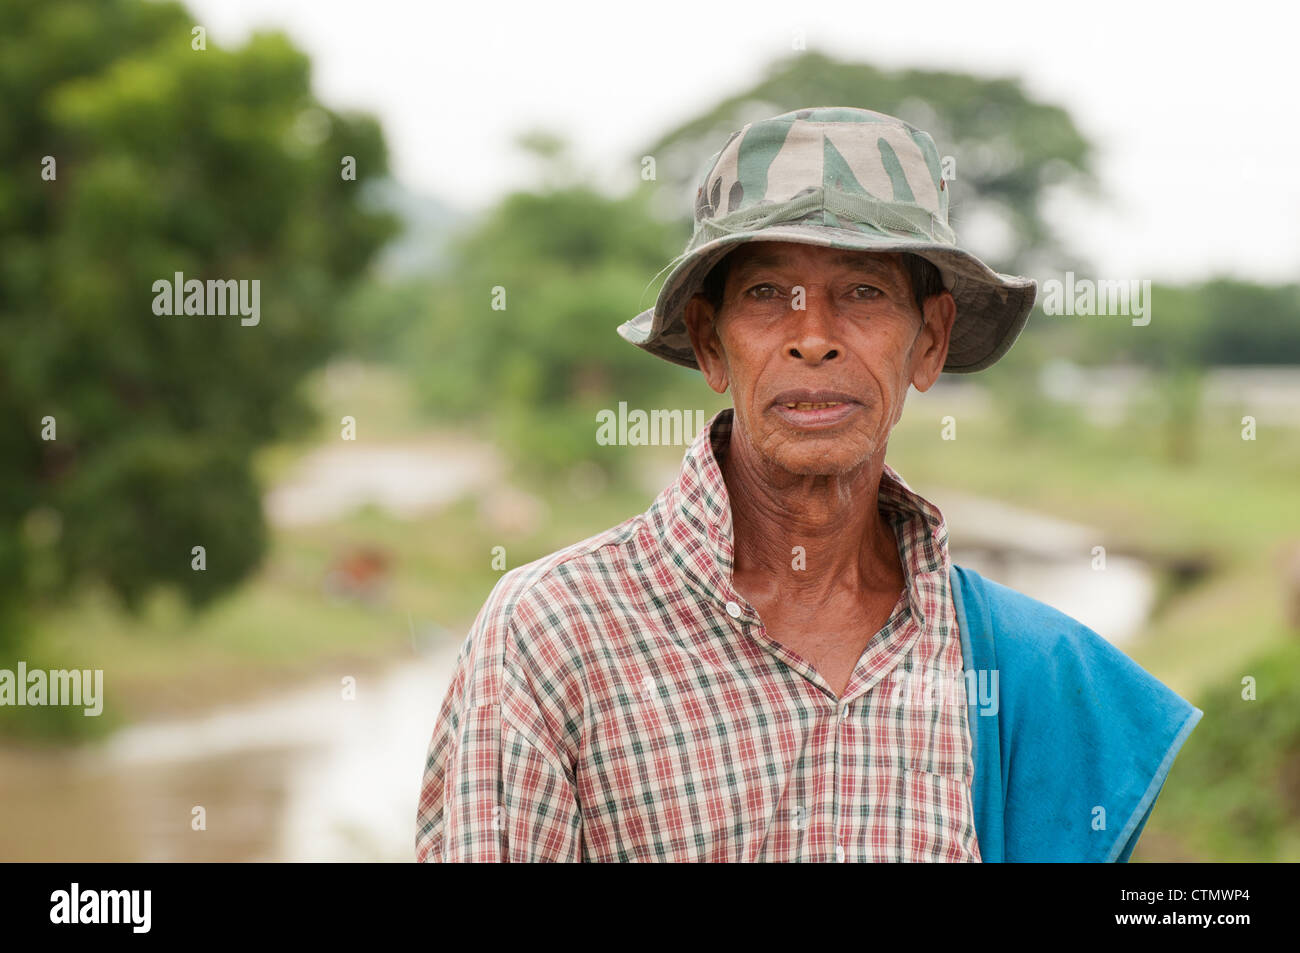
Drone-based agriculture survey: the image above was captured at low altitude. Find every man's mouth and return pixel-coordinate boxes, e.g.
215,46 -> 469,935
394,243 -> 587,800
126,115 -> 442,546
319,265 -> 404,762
770,389 -> 859,408
769,391 -> 861,428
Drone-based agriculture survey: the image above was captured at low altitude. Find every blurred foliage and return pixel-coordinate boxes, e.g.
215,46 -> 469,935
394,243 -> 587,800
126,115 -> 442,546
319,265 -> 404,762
641,50 -> 1098,276
979,324 -> 1090,439
1068,279 -> 1300,367
1155,639 -> 1300,861
0,0 -> 398,644
337,276 -> 435,363
399,179 -> 700,482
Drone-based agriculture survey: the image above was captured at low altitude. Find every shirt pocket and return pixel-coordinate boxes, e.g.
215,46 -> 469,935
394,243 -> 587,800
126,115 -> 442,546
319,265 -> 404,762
900,768 -> 980,863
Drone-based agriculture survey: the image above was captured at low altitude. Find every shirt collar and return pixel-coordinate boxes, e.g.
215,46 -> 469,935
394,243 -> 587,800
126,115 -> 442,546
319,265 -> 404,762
653,407 -> 951,633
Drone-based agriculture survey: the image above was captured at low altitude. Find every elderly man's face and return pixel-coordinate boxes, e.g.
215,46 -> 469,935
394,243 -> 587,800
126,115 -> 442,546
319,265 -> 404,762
683,242 -> 956,476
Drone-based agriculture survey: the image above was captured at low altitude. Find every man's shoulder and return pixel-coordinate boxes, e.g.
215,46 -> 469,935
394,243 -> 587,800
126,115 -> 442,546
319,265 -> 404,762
950,561 -> 1175,710
447,510 -> 654,706
953,562 -> 1194,718
953,563 -> 1115,662
952,567 -> 1201,863
469,509 -> 652,644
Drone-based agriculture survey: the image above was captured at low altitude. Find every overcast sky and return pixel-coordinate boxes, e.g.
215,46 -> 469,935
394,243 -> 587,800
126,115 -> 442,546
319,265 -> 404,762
188,0 -> 1300,284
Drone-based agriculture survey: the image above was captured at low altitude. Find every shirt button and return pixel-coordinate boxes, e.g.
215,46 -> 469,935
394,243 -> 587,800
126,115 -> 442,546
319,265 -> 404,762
725,601 -> 742,619
835,845 -> 846,863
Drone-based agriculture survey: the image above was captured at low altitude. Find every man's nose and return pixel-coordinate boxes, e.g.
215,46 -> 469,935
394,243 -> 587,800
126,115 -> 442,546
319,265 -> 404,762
786,289 -> 841,363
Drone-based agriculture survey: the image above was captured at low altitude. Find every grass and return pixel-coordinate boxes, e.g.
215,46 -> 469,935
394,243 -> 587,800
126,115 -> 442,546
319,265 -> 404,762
887,400 -> 1299,686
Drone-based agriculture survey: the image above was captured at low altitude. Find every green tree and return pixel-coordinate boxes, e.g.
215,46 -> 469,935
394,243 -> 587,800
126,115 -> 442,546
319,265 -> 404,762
0,0 -> 397,644
402,133 -> 690,479
1069,279 -> 1300,369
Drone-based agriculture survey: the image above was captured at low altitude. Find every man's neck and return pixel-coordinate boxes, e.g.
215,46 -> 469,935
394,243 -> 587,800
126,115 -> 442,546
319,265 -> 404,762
719,423 -> 905,608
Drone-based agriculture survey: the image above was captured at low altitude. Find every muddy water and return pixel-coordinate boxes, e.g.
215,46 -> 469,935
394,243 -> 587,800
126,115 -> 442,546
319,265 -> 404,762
0,643 -> 460,862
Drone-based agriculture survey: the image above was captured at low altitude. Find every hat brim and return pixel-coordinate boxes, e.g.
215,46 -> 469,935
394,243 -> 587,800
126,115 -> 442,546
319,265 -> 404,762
617,223 -> 1037,374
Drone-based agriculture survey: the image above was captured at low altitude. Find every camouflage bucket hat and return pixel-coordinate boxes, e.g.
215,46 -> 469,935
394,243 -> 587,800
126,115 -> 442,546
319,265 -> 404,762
617,106 -> 1037,373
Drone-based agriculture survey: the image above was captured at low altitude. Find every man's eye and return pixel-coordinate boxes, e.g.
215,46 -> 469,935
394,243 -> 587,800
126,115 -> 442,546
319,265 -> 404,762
853,284 -> 882,298
746,283 -> 779,299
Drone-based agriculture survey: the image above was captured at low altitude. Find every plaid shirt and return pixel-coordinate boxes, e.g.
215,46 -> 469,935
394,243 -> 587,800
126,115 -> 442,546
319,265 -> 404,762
416,408 -> 980,862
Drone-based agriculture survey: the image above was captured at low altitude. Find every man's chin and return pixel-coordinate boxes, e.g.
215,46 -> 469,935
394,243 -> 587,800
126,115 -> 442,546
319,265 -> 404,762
773,456 -> 869,477
760,435 -> 878,477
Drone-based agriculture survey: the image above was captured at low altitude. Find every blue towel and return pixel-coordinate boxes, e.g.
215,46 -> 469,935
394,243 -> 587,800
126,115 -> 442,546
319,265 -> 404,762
951,564 -> 1203,862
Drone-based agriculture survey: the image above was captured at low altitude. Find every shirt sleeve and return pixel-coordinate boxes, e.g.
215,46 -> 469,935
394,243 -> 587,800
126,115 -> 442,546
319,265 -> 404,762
416,612 -> 583,863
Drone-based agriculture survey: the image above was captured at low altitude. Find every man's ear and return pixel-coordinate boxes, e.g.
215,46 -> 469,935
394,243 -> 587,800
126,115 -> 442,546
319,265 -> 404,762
909,290 -> 956,393
684,294 -> 729,395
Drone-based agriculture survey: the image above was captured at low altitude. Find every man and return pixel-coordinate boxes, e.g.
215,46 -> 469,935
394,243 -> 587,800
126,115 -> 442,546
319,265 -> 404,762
416,106 -> 1201,862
